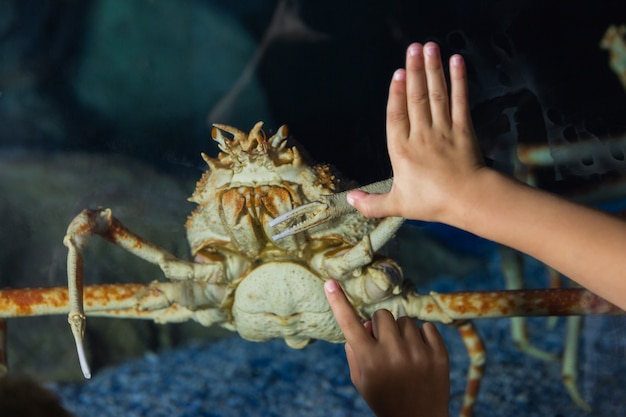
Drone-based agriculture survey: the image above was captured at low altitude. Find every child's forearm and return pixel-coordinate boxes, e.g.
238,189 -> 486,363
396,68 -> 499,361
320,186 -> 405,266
451,168 -> 626,310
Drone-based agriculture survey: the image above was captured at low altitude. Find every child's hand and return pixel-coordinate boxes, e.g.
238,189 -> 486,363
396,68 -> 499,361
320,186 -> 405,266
347,42 -> 485,225
324,279 -> 450,417
345,43 -> 626,311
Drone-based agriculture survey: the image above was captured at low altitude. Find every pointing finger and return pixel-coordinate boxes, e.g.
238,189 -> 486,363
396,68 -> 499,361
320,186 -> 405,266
324,279 -> 372,347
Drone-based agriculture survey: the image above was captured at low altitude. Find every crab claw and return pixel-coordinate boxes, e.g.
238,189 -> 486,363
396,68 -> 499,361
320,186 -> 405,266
270,178 -> 394,240
270,201 -> 331,240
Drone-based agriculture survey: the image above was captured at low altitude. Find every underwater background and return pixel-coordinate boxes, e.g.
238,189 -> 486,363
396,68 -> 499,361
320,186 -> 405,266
1,0 -> 626,415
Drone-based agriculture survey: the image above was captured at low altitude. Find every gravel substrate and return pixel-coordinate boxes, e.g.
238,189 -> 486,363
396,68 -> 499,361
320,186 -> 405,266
50,312 -> 626,417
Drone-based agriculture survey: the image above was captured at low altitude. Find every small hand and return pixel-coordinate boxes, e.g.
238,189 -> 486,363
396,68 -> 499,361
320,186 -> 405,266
324,279 -> 450,417
347,42 -> 485,225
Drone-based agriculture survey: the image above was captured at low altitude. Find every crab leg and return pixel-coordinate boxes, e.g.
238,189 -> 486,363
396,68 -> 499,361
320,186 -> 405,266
0,283 -> 197,320
366,288 -> 620,417
500,247 -> 558,360
270,178 -> 394,240
2,286 -> 619,322
65,232 -> 90,377
3,286 -> 620,321
63,208 -> 224,378
500,246 -> 594,409
562,315 -> 590,411
63,208 -> 187,378
455,320 -> 486,417
413,288 -> 622,321
361,287 -> 622,326
320,216 -> 405,279
0,283 -> 209,376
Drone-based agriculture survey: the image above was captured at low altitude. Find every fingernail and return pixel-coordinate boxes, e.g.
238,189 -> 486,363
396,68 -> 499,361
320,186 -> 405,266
425,44 -> 437,56
346,193 -> 355,206
451,54 -> 463,67
324,279 -> 339,293
407,44 -> 421,57
393,69 -> 405,81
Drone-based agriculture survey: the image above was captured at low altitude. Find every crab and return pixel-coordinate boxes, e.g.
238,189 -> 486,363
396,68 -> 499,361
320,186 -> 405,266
62,121 -> 411,375
0,122 -> 622,417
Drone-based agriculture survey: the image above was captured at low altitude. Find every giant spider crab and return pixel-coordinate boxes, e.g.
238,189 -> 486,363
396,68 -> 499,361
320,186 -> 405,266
0,122 -> 622,417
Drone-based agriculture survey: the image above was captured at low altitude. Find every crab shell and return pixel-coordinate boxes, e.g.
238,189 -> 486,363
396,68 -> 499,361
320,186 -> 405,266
183,122 -> 389,347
